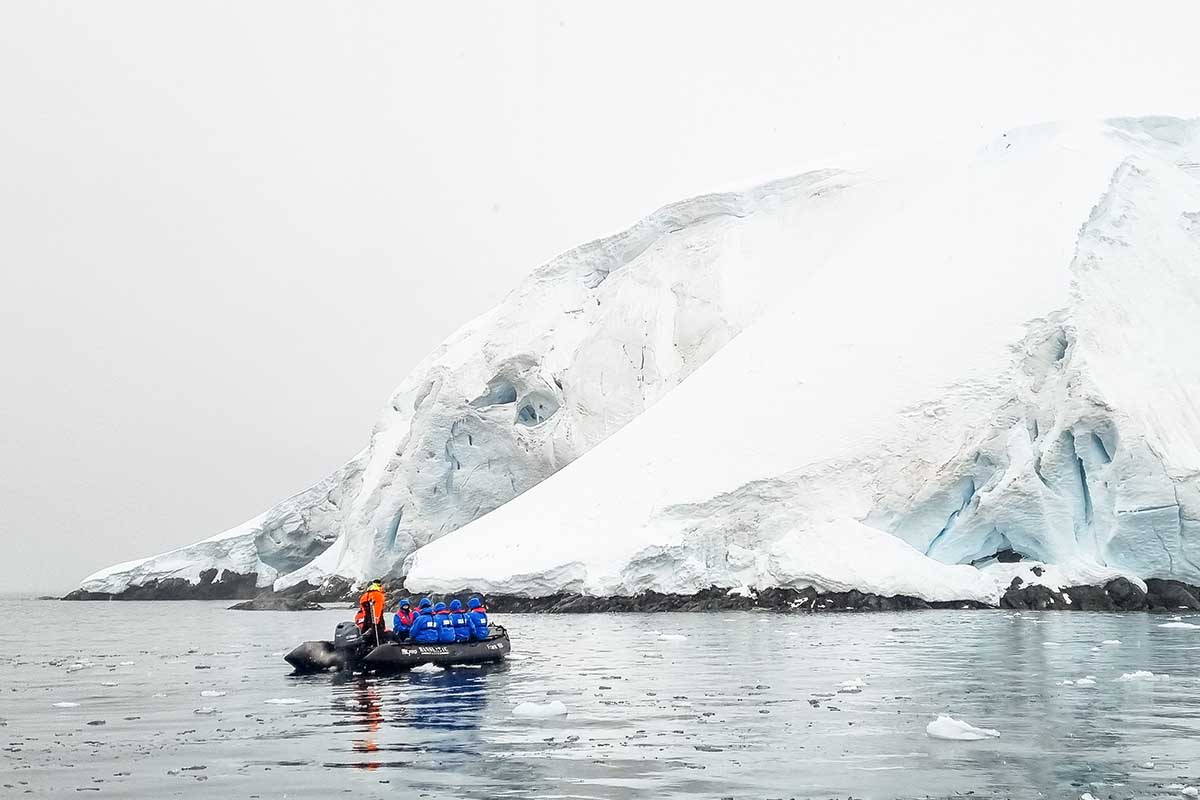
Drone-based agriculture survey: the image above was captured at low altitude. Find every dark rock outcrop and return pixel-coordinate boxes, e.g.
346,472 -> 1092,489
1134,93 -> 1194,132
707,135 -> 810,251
1144,578 -> 1200,610
62,570 -> 259,601
228,597 -> 325,611
1002,577 -> 1153,611
1101,577 -> 1148,611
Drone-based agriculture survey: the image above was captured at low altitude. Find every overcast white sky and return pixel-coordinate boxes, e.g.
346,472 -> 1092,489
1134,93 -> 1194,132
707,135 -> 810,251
2,1 -> 1199,594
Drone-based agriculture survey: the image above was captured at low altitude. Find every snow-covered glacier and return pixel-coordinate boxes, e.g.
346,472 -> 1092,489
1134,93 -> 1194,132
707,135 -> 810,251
81,158 -> 903,595
84,116 -> 1200,605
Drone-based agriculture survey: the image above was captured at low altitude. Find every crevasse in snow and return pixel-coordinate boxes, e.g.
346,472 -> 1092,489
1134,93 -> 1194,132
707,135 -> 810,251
84,117 -> 1200,604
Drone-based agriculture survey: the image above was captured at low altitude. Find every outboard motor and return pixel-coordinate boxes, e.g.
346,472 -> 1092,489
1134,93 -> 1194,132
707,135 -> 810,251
333,620 -> 365,670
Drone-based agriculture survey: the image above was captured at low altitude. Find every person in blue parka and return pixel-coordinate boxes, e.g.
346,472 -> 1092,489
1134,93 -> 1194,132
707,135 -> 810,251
410,598 -> 439,644
466,596 -> 489,641
433,601 -> 456,643
448,599 -> 471,642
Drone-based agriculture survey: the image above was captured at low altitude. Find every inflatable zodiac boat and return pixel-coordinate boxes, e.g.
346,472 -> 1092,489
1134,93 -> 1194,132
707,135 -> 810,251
284,620 -> 511,674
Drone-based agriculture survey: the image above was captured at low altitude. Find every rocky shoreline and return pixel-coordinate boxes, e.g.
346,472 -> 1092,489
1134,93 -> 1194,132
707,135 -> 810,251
62,571 -> 1200,614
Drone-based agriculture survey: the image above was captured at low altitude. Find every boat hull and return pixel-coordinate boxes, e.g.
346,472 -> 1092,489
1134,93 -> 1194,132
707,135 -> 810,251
284,640 -> 346,674
363,630 -> 510,672
284,627 -> 510,674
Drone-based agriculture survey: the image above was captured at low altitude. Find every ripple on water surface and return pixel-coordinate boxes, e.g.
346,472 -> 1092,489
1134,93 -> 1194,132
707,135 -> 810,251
1,600 -> 1199,798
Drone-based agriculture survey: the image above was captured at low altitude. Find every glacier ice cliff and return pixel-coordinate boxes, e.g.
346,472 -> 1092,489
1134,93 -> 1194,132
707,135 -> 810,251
84,116 -> 1200,605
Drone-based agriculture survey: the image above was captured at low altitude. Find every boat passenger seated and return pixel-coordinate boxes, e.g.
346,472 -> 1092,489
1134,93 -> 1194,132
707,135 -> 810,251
410,598 -> 439,644
467,596 -> 489,641
448,599 -> 471,642
433,601 -> 456,643
393,598 -> 416,642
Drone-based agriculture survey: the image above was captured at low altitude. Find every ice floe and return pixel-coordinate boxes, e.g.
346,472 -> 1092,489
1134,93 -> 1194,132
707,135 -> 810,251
1115,671 -> 1169,682
925,715 -> 1000,741
200,691 -> 227,698
512,700 -> 568,718
263,698 -> 304,705
1158,621 -> 1199,629
837,678 -> 867,694
51,702 -> 80,708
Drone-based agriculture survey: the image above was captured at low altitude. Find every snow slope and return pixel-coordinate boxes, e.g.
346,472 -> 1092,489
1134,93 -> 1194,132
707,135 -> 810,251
82,156 -> 915,594
404,117 -> 1200,603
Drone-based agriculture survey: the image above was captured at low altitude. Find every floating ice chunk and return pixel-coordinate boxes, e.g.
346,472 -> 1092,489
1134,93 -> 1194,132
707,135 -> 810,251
118,661 -> 135,666
1043,642 -> 1061,648
193,707 -> 216,715
1101,640 -> 1121,645
66,663 -> 85,673
1183,788 -> 1199,798
200,691 -> 226,698
152,693 -> 168,698
837,677 -> 867,693
100,681 -> 118,687
1081,793 -> 1098,800
1158,622 -> 1199,629
1116,671 -> 1169,682
1139,761 -> 1154,769
52,702 -> 80,708
263,698 -> 303,705
1075,677 -> 1097,687
657,633 -> 687,642
1058,680 -> 1075,686
512,700 -> 568,718
925,715 -> 1000,741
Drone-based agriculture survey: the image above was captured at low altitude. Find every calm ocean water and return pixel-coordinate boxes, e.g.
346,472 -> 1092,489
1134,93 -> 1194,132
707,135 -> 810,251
1,600 -> 1198,798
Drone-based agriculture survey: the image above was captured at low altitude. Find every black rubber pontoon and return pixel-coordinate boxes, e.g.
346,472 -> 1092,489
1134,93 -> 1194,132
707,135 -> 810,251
284,640 -> 347,673
362,626 -> 510,673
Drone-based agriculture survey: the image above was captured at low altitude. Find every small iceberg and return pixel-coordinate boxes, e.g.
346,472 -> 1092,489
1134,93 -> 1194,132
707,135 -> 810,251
1075,676 -> 1097,687
263,698 -> 304,705
1158,621 -> 1199,629
1116,671 -> 1169,682
200,691 -> 226,698
193,707 -> 216,715
52,702 -> 80,708
512,700 -> 568,718
1101,640 -> 1121,645
837,677 -> 867,694
925,715 -> 1000,741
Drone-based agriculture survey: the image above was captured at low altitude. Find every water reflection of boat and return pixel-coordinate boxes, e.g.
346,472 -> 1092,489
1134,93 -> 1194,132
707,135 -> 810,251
350,681 -> 382,771
284,621 -> 511,674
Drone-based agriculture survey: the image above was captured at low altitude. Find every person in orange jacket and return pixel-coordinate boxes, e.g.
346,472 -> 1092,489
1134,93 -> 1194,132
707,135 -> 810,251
357,580 -> 387,647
